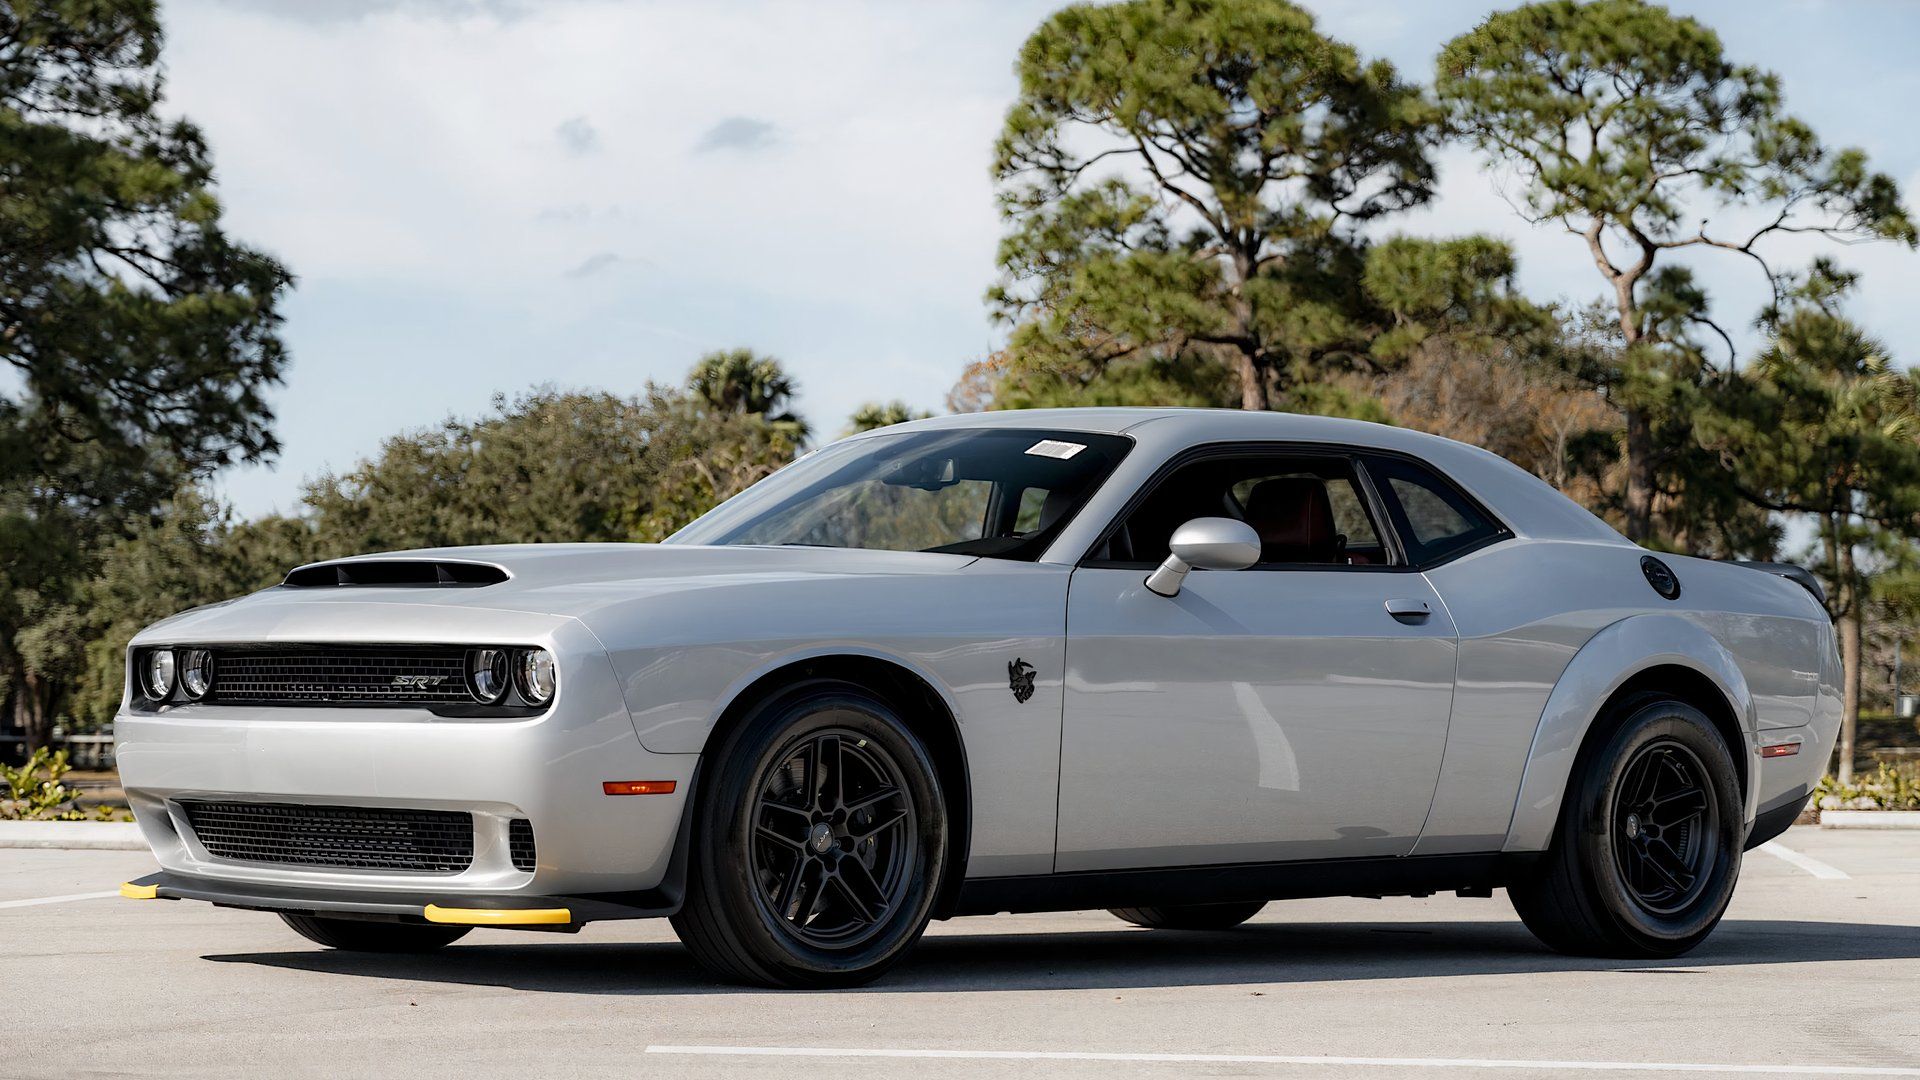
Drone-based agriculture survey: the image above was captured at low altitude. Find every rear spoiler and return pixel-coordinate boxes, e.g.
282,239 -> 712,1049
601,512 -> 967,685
1732,561 -> 1826,606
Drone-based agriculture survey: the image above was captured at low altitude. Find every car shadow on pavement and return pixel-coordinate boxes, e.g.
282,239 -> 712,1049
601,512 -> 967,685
203,917 -> 1920,995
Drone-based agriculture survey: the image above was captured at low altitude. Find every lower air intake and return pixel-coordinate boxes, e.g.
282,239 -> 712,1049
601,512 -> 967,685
180,800 -> 474,873
508,818 -> 537,872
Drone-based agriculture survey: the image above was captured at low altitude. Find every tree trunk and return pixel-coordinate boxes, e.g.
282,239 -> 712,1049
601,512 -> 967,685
1622,406 -> 1655,544
1838,609 -> 1861,784
1236,350 -> 1268,411
1836,540 -> 1861,784
1228,252 -> 1268,411
1590,225 -> 1654,546
14,672 -> 54,752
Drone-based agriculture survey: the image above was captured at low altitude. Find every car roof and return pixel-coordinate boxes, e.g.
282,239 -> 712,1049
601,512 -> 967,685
861,408 -> 1632,548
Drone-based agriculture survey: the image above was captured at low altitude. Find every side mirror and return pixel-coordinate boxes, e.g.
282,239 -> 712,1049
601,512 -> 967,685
1145,517 -> 1261,597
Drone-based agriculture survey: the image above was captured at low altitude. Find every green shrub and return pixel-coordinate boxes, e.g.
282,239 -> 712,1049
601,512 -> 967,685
1815,762 -> 1920,811
0,748 -> 125,821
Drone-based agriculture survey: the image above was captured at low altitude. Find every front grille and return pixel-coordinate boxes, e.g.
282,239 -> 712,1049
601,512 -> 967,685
208,647 -> 474,705
180,800 -> 474,873
508,818 -> 536,872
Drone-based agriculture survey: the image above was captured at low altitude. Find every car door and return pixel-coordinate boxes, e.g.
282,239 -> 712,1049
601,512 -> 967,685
1054,447 -> 1459,873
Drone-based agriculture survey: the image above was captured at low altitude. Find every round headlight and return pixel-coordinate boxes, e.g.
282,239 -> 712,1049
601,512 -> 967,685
516,648 -> 556,705
180,649 -> 214,700
144,649 -> 177,700
469,648 -> 510,704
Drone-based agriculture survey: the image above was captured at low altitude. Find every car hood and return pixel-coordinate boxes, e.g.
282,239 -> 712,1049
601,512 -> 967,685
134,543 -> 983,644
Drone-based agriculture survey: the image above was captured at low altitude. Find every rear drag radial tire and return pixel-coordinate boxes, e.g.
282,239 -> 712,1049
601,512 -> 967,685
279,913 -> 471,952
1109,901 -> 1267,930
1508,696 -> 1743,959
670,679 -> 949,989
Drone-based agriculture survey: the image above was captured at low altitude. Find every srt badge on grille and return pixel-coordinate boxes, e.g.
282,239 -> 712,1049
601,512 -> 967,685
390,674 -> 447,689
1007,658 -> 1037,704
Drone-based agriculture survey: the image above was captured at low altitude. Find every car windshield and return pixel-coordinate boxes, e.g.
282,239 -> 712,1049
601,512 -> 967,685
667,428 -> 1133,559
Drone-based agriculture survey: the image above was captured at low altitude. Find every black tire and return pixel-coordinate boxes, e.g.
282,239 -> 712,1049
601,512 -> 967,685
279,913 -> 470,952
670,679 -> 949,989
1508,695 -> 1743,959
1109,901 -> 1267,930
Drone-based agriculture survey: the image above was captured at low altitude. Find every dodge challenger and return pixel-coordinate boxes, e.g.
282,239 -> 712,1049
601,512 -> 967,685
115,408 -> 1839,988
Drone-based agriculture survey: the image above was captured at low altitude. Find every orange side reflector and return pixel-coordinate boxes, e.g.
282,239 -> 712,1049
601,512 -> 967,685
602,780 -> 677,796
1760,743 -> 1801,758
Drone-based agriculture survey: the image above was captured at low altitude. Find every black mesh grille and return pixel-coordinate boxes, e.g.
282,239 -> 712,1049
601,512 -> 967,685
208,647 -> 475,705
508,818 -> 536,872
180,800 -> 474,873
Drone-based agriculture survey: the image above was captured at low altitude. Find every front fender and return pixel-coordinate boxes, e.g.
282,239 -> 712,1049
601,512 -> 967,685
686,642 -> 969,752
1501,614 -> 1759,853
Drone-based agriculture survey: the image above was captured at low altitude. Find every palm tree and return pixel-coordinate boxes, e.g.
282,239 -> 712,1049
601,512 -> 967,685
687,349 -> 805,435
847,401 -> 929,434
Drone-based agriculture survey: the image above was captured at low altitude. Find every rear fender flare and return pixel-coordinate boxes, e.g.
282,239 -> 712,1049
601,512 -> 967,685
1502,614 -> 1758,853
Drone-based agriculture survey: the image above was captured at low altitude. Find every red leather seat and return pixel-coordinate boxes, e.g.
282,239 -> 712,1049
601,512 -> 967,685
1243,477 -> 1343,564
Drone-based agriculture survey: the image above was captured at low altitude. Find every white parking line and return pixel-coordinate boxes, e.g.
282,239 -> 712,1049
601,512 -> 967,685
644,1046 -> 1920,1075
645,1045 -> 1920,1068
0,890 -> 120,910
1758,840 -> 1850,880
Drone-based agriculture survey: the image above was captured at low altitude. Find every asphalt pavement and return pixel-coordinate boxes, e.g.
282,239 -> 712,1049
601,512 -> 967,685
4,826 -> 1916,1079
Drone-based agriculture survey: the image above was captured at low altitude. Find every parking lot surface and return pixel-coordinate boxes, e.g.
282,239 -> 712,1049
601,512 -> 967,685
5,826 -> 1917,1079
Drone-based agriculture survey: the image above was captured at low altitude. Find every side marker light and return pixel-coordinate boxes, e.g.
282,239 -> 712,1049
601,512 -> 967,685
602,781 -> 677,796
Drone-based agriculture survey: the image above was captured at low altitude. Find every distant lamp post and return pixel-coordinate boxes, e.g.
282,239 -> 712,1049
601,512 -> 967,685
1897,640 -> 1919,719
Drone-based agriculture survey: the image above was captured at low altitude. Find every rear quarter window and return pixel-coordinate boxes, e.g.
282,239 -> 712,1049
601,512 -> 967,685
1366,455 -> 1508,566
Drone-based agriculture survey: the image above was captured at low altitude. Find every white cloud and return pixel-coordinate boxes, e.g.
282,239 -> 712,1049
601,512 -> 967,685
564,251 -> 619,278
554,115 -> 598,155
164,0 -> 1057,515
695,116 -> 778,154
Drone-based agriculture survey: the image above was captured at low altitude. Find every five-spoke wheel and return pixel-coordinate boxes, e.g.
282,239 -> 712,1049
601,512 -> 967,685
750,729 -> 916,948
1611,740 -> 1716,916
671,680 -> 947,988
1509,695 -> 1742,959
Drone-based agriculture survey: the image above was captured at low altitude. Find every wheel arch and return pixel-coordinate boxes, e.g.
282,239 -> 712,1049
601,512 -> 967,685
1502,614 -> 1758,853
688,651 -> 975,919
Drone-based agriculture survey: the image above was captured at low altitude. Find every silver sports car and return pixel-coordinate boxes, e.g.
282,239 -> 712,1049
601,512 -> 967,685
116,408 -> 1839,988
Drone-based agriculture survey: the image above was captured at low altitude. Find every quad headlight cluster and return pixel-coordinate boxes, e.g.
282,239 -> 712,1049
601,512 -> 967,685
465,647 -> 556,707
141,647 -> 214,702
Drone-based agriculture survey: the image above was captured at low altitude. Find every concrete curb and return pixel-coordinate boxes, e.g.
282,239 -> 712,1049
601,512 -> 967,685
1820,810 -> 1920,830
0,821 -> 144,850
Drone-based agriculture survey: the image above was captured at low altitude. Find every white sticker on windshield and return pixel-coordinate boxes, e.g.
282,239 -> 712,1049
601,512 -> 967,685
1025,439 -> 1086,460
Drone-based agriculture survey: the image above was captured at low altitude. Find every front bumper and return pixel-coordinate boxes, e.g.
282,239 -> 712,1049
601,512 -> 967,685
120,869 -> 678,927
115,619 -> 696,900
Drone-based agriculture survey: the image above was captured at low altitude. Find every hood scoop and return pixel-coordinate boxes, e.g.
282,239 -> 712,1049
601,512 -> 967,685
283,559 -> 510,588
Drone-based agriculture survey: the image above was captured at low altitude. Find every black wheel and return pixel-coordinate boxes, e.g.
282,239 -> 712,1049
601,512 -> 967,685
279,913 -> 470,953
670,679 -> 948,988
1109,901 -> 1267,930
1509,696 -> 1742,959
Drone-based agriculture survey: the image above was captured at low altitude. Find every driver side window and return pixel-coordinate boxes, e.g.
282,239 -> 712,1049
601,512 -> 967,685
1091,452 -> 1390,567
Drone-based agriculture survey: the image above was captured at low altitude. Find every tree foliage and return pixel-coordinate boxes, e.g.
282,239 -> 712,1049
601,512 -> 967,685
990,0 -> 1459,410
847,401 -> 932,433
1,0 -> 292,481
0,0 -> 291,747
1436,0 -> 1915,540
687,348 -> 807,437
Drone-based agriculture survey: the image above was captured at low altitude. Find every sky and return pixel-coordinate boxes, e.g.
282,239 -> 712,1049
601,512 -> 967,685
157,0 -> 1920,520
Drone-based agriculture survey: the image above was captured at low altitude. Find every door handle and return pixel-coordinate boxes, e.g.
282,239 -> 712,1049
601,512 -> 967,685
1385,598 -> 1431,623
